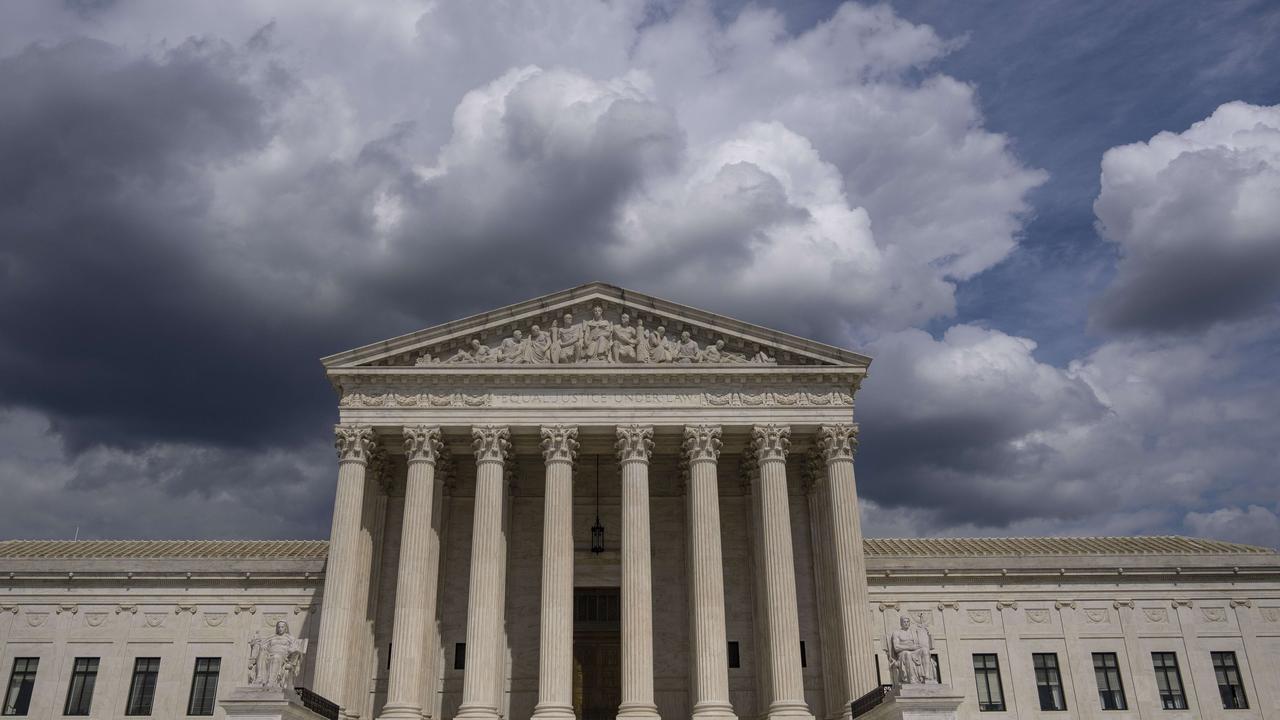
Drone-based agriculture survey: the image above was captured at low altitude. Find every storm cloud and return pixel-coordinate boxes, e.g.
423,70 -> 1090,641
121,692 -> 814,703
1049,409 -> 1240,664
0,0 -> 1277,546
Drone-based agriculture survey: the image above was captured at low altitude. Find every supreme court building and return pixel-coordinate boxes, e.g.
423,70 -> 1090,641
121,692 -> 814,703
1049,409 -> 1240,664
2,283 -> 1279,720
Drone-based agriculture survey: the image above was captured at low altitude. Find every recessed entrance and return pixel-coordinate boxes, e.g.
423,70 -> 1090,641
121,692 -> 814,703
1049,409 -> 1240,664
572,587 -> 621,720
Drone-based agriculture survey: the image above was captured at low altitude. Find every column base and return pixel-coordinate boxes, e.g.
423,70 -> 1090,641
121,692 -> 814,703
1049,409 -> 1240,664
766,699 -> 814,720
617,701 -> 662,720
375,702 -> 425,720
692,700 -> 738,720
454,702 -> 501,720
530,702 -> 576,720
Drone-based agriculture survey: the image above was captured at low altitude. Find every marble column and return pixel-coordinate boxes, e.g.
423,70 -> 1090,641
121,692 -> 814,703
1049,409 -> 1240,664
351,453 -> 389,720
316,425 -> 377,712
616,424 -> 661,720
457,425 -> 512,720
379,426 -> 445,720
531,425 -> 579,720
804,455 -> 842,720
683,425 -> 737,720
817,424 -> 876,712
751,424 -> 814,720
742,453 -> 774,716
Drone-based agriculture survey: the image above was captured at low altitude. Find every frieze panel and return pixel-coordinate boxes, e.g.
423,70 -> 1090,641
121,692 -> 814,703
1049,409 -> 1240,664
1143,608 -> 1169,623
340,388 -> 853,409
1201,607 -> 1227,623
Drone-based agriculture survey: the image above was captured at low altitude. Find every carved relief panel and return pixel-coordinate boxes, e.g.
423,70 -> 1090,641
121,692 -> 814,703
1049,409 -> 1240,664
392,302 -> 790,367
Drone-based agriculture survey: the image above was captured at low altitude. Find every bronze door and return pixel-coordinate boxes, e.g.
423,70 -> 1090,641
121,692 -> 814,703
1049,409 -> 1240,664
573,635 -> 620,720
573,588 -> 621,720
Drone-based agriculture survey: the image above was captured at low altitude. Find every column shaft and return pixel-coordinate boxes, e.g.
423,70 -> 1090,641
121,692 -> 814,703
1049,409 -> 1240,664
457,426 -> 511,720
532,426 -> 579,720
752,425 -> 814,720
380,427 -> 444,720
819,425 -> 876,708
316,426 -> 376,713
746,463 -> 774,718
617,425 -> 661,720
684,426 -> 736,720
807,473 -> 843,720
349,472 -> 387,720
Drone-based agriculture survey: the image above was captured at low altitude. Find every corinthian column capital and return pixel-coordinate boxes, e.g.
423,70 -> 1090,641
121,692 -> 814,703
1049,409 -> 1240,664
682,425 -> 722,463
750,424 -> 791,462
817,424 -> 859,463
471,425 -> 511,464
615,424 -> 654,464
403,425 -> 443,464
540,425 -> 580,465
335,425 -> 377,463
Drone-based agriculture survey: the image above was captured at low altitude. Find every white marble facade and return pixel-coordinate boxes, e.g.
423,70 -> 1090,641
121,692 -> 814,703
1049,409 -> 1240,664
2,284 -> 1279,720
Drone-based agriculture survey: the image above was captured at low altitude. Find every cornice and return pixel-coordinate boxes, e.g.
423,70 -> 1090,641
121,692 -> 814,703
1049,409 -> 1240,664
328,364 -> 864,385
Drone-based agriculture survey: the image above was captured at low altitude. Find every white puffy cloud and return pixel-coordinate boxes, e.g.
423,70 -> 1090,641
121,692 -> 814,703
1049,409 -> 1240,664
1093,101 -> 1280,331
5,1 -> 1044,337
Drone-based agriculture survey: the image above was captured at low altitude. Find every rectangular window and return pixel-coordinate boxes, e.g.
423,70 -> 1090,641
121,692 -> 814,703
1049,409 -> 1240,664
63,657 -> 99,716
3,658 -> 38,716
186,658 -> 220,716
454,643 -> 466,670
1033,653 -> 1067,711
125,657 -> 160,716
1093,652 -> 1128,711
972,654 -> 1005,712
1211,651 -> 1248,709
799,641 -> 807,668
1151,653 -> 1187,710
727,642 -> 740,669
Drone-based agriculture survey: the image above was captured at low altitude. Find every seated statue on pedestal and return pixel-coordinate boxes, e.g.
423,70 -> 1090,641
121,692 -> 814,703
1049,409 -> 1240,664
888,615 -> 937,687
248,621 -> 308,691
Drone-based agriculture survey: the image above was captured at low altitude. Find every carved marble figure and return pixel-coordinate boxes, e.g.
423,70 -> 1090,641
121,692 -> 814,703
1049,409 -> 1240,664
634,318 -> 650,362
675,330 -> 700,363
888,615 -> 936,686
248,620 -> 308,691
584,305 -> 613,361
749,344 -> 777,364
553,313 -> 582,364
612,313 -> 639,362
447,338 -> 492,364
527,324 -> 552,364
498,329 -> 528,363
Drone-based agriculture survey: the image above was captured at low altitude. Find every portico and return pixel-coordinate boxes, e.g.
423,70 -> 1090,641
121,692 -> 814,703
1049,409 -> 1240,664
315,283 -> 876,720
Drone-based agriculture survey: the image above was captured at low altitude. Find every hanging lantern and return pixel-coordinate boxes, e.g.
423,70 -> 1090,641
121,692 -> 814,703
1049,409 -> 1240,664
591,455 -> 605,553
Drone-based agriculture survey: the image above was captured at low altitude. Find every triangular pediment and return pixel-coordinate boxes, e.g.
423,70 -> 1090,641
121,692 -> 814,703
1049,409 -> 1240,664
321,282 -> 871,369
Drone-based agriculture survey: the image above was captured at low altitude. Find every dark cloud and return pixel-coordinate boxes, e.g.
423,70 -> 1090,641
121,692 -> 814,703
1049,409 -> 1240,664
0,38 -> 361,451
1,2 -> 1277,549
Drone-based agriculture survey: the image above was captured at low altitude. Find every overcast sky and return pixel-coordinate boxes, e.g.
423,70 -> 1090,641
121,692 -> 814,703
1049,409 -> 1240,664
1,0 -> 1278,548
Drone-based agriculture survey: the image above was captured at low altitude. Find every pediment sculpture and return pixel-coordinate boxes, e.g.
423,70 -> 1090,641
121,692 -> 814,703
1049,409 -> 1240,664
247,620 -> 307,691
414,305 -> 778,366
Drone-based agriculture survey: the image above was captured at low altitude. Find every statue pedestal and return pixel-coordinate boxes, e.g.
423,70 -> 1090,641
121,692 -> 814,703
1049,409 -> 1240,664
858,684 -> 964,720
220,686 -> 329,720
